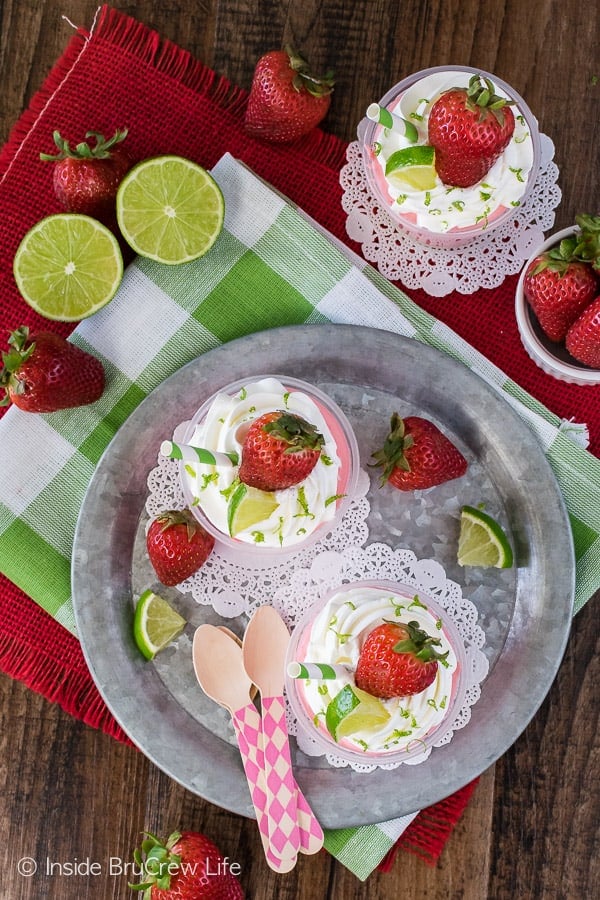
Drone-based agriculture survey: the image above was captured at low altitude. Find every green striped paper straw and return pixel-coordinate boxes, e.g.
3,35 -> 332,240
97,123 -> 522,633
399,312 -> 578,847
366,102 -> 418,142
160,439 -> 239,467
287,661 -> 352,679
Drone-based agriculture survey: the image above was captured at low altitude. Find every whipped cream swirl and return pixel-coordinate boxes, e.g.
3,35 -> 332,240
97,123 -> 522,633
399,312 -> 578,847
370,70 -> 535,234
295,584 -> 460,755
183,377 -> 344,548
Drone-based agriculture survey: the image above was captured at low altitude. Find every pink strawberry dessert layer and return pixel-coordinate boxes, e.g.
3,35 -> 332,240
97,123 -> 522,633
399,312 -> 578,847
181,376 -> 358,550
288,583 -> 464,760
362,68 -> 537,240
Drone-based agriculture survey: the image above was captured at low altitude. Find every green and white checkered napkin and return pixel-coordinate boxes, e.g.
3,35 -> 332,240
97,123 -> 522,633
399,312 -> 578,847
0,153 -> 598,878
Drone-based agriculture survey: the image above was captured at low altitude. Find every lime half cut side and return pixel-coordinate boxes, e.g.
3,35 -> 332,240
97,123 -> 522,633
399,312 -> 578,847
385,145 -> 437,191
13,214 -> 123,321
227,483 -> 279,536
325,684 -> 390,741
116,155 -> 225,264
133,589 -> 186,660
457,505 -> 514,568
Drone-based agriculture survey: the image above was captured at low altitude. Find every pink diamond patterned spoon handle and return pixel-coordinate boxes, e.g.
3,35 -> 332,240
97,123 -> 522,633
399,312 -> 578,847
243,606 -> 302,863
258,694 -> 301,861
231,704 -> 297,873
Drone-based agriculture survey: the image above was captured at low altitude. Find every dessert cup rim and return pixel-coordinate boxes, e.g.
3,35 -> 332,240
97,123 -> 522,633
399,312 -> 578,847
285,579 -> 468,765
179,374 -> 361,560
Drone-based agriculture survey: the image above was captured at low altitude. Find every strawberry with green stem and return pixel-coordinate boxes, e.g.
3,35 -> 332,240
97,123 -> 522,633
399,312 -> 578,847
130,830 -> 244,899
355,620 -> 448,698
371,413 -> 467,491
238,410 -> 325,491
523,237 -> 599,342
244,46 -> 334,143
40,128 -> 131,222
0,326 -> 104,413
146,510 -> 215,586
427,74 -> 515,188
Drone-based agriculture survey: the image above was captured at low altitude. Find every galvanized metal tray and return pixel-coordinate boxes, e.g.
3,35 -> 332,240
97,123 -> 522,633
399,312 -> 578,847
72,324 -> 574,828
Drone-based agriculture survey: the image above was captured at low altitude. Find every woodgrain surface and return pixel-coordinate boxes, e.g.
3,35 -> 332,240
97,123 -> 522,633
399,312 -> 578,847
1,2 -> 598,898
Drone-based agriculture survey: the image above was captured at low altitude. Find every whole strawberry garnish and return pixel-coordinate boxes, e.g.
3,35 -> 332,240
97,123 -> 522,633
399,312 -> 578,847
130,830 -> 244,899
523,240 -> 600,342
244,46 -> 334,143
0,326 -> 104,413
238,410 -> 324,491
355,620 -> 448,699
371,413 -> 467,491
146,510 -> 215,586
427,74 -> 515,187
565,295 -> 600,367
40,128 -> 131,222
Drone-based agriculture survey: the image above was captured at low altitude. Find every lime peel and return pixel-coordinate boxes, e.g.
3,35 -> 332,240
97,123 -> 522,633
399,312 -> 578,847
325,684 -> 390,741
457,504 -> 514,568
227,482 -> 279,536
133,589 -> 186,660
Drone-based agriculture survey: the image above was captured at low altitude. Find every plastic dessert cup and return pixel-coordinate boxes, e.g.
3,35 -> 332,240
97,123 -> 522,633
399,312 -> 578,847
515,226 -> 600,386
358,65 -> 541,250
179,375 -> 360,564
285,580 -> 467,765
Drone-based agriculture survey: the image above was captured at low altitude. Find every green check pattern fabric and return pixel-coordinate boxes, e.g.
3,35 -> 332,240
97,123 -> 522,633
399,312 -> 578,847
0,153 -> 598,878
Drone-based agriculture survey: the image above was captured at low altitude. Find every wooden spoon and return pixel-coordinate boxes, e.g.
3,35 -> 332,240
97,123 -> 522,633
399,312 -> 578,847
192,624 -> 294,873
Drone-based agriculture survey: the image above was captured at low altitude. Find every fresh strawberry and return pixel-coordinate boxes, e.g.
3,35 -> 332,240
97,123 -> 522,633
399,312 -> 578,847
146,510 -> 215,586
244,46 -> 334,143
371,413 -> 467,491
355,620 -> 448,699
238,410 -> 324,491
523,241 -> 599,342
0,326 -> 104,413
40,128 -> 131,222
427,74 -> 515,187
131,830 -> 244,899
565,295 -> 600,367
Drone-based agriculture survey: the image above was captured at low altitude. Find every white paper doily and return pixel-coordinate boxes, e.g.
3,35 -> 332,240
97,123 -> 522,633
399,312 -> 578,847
340,133 -> 561,297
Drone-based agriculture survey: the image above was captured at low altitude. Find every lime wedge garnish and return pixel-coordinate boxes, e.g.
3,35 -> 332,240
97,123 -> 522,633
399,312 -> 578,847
385,145 -> 437,191
133,589 -> 186,660
227,482 -> 279,536
457,505 -> 514,568
116,155 -> 225,264
325,684 -> 390,741
13,214 -> 123,321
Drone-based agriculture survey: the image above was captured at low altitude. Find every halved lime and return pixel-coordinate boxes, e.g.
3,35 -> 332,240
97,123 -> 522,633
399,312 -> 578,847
385,145 -> 437,191
133,589 -> 186,660
457,505 -> 514,568
116,155 -> 225,264
325,684 -> 390,741
227,482 -> 279,536
13,214 -> 123,321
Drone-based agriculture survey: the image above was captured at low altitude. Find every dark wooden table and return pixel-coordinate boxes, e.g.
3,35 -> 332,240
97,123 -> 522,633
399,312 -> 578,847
1,2 -> 598,898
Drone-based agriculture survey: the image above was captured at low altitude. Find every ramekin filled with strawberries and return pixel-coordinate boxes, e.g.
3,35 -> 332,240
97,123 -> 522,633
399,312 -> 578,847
358,65 -> 541,249
516,215 -> 600,385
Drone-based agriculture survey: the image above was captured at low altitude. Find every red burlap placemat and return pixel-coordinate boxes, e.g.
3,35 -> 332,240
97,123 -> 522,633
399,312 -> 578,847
1,4 -> 596,868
